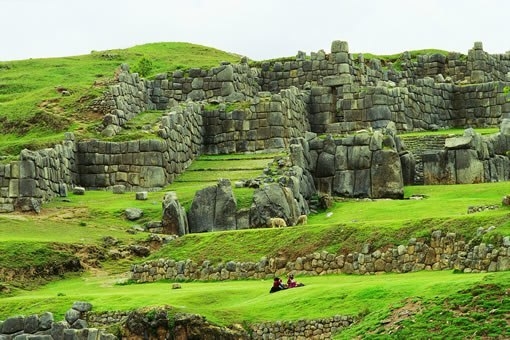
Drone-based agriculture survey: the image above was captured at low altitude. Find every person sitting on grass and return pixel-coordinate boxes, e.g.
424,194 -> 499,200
269,277 -> 287,293
287,273 -> 304,288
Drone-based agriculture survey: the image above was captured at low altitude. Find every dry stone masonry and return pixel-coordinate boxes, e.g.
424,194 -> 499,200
2,40 -> 510,213
0,302 -> 116,340
130,231 -> 510,282
86,309 -> 354,340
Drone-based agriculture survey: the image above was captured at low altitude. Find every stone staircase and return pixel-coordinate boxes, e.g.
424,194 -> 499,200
400,134 -> 448,185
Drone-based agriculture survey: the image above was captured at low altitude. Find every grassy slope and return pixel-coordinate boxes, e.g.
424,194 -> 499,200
1,180 -> 509,337
0,42 -> 240,158
0,271 -> 508,339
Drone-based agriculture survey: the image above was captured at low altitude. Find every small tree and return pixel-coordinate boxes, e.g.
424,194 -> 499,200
133,57 -> 153,77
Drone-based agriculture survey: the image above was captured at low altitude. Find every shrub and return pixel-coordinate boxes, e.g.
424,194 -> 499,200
133,57 -> 153,77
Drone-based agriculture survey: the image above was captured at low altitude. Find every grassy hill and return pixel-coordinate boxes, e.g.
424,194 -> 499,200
1,44 -> 510,339
0,42 -> 240,159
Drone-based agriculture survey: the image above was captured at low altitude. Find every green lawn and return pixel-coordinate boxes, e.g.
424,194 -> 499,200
0,269 -> 508,339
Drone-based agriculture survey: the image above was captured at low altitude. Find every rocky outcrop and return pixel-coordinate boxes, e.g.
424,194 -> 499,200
0,255 -> 82,283
0,303 -> 116,340
249,183 -> 302,228
423,127 -> 510,184
188,179 -> 238,232
88,308 -> 353,340
161,191 -> 188,235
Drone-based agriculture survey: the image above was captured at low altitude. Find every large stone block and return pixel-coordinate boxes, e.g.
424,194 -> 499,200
423,151 -> 456,185
333,170 -> 354,196
366,105 -> 391,121
347,146 -> 371,169
334,145 -> 348,171
445,136 -> 473,149
331,40 -> 349,53
316,152 -> 335,177
216,65 -> 234,81
1,315 -> 24,334
371,150 -> 404,199
353,169 -> 371,197
140,166 -> 166,187
19,178 -> 37,196
455,149 -> 484,183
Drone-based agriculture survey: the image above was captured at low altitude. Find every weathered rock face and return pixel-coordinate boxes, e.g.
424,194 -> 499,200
188,179 -> 237,233
161,191 -> 188,236
118,310 -> 248,340
0,303 -> 116,340
423,127 -> 510,185
249,183 -> 301,227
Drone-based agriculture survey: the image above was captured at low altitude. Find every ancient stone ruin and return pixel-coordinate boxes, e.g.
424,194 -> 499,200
1,40 -> 510,218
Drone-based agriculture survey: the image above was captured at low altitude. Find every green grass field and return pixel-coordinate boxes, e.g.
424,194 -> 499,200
1,270 -> 508,339
1,179 -> 509,338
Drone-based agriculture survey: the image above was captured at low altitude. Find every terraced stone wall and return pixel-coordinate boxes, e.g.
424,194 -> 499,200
202,87 -> 310,154
0,132 -> 77,213
77,104 -> 203,190
130,231 -> 510,283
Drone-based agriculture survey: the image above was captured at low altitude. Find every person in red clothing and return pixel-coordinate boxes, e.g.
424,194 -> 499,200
287,273 -> 304,288
269,277 -> 287,293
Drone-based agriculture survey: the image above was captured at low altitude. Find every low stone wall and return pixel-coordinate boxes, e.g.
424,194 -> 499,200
86,310 -> 353,340
130,231 -> 510,283
250,316 -> 354,340
0,132 -> 77,213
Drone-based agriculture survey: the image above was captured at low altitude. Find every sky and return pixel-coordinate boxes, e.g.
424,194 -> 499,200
1,0 -> 509,62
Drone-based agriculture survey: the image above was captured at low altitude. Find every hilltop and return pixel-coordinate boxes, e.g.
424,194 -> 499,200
0,42 -> 240,159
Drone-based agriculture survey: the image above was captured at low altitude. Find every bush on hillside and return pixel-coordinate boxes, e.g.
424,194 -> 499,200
133,57 -> 153,77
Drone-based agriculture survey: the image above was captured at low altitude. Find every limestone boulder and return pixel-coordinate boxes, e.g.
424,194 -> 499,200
161,191 -> 188,235
455,149 -> 484,184
445,136 -> 472,149
249,183 -> 300,227
125,208 -> 143,221
188,179 -> 237,233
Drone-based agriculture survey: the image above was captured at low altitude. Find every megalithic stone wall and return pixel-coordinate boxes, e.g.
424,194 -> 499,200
202,86 -> 310,154
300,131 -> 407,198
77,103 -> 204,190
96,40 -> 510,138
0,132 -> 77,213
101,59 -> 261,136
423,126 -> 510,185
